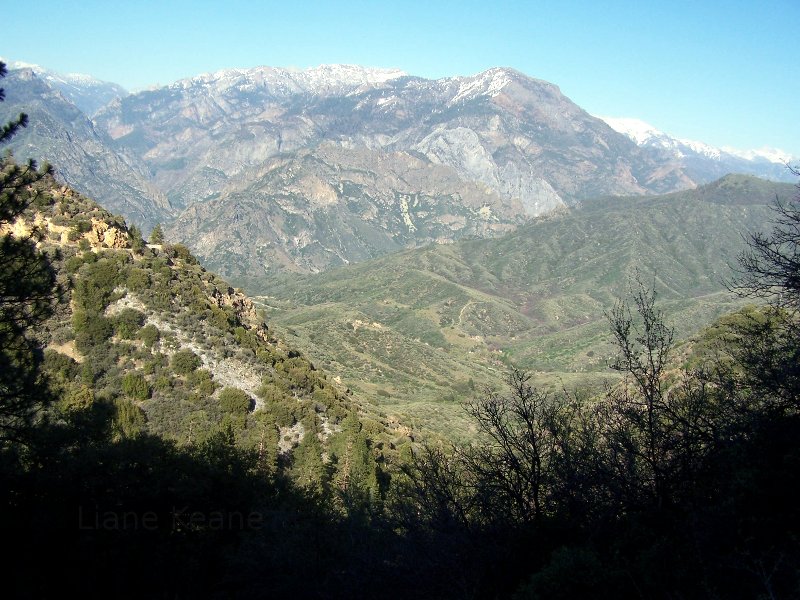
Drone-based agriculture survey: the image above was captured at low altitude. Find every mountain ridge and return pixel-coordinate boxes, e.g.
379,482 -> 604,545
5,60 -> 796,279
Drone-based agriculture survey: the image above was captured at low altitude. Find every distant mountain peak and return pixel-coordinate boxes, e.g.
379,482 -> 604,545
597,115 -> 719,157
721,146 -> 794,164
5,59 -> 124,90
598,115 -> 796,184
177,63 -> 407,95
598,115 -> 797,166
3,58 -> 127,116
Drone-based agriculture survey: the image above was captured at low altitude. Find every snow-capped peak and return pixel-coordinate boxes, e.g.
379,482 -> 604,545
6,59 -> 107,87
598,115 -> 721,157
5,59 -> 41,71
598,116 -> 665,146
722,146 -> 794,164
449,68 -> 515,104
181,64 -> 406,96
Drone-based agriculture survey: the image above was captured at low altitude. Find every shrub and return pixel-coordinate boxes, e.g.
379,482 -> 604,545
171,349 -> 201,375
113,398 -> 146,439
218,387 -> 252,414
154,375 -> 172,391
138,324 -> 160,348
121,372 -> 150,401
114,308 -> 145,339
127,267 -> 150,292
73,311 -> 113,352
73,220 -> 92,234
188,369 -> 216,397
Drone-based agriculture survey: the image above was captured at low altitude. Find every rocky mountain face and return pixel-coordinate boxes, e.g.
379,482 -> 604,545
167,142 -> 527,278
90,65 -> 699,274
7,61 -> 792,278
0,68 -> 172,230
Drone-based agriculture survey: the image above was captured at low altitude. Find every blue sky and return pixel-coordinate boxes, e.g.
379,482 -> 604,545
4,0 -> 798,156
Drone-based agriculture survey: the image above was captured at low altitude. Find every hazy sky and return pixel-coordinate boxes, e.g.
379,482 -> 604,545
4,0 -> 798,156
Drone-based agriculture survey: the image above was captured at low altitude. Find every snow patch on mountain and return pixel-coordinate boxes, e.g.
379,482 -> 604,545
722,146 -> 794,164
179,64 -> 406,97
449,68 -> 514,104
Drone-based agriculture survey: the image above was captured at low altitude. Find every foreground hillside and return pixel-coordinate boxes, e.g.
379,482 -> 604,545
258,175 -> 794,436
2,167 -> 415,475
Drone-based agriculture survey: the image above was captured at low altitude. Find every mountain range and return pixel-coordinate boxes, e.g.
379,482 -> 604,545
1,61 -> 794,280
3,56 -> 798,599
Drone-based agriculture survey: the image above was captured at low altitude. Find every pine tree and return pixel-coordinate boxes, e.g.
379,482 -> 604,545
0,61 -> 61,442
149,223 -> 164,245
292,420 -> 326,495
0,62 -> 27,144
331,413 -> 380,516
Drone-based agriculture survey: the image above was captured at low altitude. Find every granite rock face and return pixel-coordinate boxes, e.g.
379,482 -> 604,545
7,63 -> 707,276
90,65 -> 699,275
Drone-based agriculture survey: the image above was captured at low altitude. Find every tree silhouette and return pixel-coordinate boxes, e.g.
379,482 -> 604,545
733,165 -> 800,313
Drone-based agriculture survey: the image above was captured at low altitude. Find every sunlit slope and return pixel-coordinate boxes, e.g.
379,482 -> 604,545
257,174 -> 794,434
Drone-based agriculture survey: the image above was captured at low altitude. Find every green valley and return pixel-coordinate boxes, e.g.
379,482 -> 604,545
249,175 -> 795,437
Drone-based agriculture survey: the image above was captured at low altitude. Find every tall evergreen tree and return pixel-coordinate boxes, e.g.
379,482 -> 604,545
0,61 -> 60,442
149,223 -> 164,245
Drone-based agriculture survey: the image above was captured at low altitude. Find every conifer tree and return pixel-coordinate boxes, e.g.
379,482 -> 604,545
149,223 -> 164,245
0,61 -> 60,441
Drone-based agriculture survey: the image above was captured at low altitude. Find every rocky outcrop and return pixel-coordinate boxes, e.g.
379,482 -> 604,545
210,286 -> 261,327
87,218 -> 128,248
